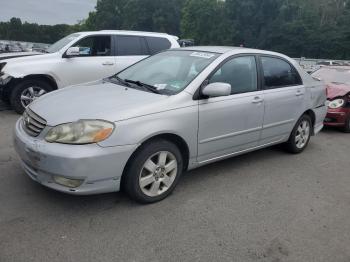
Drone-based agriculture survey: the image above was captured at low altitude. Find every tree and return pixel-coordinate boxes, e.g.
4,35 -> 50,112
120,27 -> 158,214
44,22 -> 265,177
181,0 -> 235,45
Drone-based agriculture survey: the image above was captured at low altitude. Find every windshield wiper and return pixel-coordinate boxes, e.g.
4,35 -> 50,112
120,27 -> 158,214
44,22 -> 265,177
107,76 -> 131,87
124,79 -> 160,94
114,76 -> 131,87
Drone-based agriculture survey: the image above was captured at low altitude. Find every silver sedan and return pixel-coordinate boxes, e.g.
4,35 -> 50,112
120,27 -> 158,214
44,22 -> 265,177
14,47 -> 327,203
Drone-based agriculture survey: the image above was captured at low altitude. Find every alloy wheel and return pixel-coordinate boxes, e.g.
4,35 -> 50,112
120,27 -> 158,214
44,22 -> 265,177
295,120 -> 310,149
139,151 -> 178,197
20,86 -> 47,108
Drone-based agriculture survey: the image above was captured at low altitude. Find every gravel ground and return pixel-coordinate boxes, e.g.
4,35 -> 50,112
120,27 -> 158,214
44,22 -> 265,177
0,105 -> 349,262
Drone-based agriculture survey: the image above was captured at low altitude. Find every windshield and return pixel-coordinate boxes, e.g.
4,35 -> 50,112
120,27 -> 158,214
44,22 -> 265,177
47,33 -> 81,53
115,50 -> 220,94
312,68 -> 350,84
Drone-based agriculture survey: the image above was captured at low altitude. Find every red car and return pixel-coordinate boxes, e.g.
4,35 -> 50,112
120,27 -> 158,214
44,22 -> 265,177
312,66 -> 350,132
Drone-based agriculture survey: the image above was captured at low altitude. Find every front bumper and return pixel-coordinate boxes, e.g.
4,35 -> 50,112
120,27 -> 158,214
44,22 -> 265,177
324,108 -> 350,127
13,119 -> 138,195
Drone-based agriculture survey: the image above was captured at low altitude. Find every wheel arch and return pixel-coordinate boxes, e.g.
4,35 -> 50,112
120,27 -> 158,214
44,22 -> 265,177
120,133 -> 190,189
302,109 -> 316,135
22,74 -> 58,90
8,74 -> 58,95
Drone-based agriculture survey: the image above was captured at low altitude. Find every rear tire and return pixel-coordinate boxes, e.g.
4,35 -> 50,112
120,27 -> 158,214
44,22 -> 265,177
284,115 -> 312,154
124,139 -> 183,204
10,79 -> 54,114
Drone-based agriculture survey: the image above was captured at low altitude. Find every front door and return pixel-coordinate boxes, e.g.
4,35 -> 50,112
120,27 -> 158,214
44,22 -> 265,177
57,35 -> 117,87
197,56 -> 265,163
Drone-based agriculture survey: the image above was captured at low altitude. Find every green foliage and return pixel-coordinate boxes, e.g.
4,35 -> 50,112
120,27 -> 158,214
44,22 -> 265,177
0,0 -> 350,59
0,18 -> 75,44
181,0 -> 234,45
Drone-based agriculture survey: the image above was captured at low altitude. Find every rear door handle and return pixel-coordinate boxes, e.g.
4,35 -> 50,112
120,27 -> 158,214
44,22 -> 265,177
102,61 -> 114,66
252,97 -> 264,104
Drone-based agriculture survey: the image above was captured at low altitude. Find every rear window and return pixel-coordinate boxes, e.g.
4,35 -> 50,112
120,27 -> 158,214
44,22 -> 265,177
116,35 -> 148,56
146,37 -> 171,55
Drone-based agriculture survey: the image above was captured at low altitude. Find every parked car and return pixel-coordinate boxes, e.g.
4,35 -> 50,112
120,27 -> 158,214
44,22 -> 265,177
0,30 -> 180,113
14,47 -> 327,203
312,66 -> 350,132
316,61 -> 344,66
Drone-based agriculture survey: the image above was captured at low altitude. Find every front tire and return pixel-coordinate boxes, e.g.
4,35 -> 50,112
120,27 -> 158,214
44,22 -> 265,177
10,79 -> 54,114
124,139 -> 183,204
285,115 -> 312,154
343,117 -> 350,133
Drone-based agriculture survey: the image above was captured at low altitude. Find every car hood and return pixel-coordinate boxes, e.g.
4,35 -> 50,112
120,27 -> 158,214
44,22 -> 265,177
29,80 -> 170,126
0,52 -> 42,61
326,82 -> 350,100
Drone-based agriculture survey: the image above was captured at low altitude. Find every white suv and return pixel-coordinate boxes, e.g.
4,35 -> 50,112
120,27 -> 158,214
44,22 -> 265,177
0,30 -> 180,113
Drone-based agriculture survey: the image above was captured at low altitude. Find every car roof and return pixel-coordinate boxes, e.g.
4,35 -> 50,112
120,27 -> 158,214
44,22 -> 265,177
172,46 -> 287,56
77,30 -> 178,39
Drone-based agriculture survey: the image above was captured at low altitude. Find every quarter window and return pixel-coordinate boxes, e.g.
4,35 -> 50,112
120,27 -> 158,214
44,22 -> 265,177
71,35 -> 111,57
261,57 -> 302,89
116,35 -> 148,56
209,56 -> 258,95
146,37 -> 172,55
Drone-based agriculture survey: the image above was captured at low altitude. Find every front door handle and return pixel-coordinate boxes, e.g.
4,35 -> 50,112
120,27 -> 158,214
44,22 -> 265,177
252,97 -> 264,104
102,61 -> 114,66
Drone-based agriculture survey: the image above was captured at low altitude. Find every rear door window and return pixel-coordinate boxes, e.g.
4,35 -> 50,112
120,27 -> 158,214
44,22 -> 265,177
146,37 -> 171,55
116,35 -> 148,56
261,56 -> 302,89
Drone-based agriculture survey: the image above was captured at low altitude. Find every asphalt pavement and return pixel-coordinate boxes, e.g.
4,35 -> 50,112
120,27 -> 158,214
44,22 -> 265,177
0,106 -> 349,262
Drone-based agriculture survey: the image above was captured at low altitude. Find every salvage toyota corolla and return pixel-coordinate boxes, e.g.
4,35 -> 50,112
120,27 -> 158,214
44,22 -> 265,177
14,47 -> 327,203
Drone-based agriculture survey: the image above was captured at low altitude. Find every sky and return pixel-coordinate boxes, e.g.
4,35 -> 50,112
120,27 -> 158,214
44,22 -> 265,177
0,0 -> 97,25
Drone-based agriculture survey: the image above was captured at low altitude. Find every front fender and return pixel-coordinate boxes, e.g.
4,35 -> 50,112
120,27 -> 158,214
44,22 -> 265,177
1,53 -> 62,88
98,105 -> 199,160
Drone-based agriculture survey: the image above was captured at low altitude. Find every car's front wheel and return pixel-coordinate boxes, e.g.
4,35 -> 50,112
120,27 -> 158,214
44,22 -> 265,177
285,114 -> 312,154
124,139 -> 183,204
343,117 -> 350,133
10,79 -> 54,114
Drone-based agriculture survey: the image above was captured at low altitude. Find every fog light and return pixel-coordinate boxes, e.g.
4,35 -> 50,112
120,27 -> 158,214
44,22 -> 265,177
53,176 -> 83,188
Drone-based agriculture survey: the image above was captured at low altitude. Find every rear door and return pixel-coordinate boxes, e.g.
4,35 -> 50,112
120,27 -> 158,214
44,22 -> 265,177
259,56 -> 305,145
114,35 -> 149,72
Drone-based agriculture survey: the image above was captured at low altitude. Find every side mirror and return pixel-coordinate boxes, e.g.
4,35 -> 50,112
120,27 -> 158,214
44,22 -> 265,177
64,47 -> 80,58
201,82 -> 231,98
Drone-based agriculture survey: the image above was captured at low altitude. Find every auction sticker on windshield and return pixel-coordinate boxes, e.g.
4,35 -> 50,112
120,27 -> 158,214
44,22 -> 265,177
190,52 -> 216,59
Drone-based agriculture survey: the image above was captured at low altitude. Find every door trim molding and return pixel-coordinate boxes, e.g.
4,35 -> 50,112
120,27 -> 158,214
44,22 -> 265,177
198,138 -> 285,165
199,126 -> 263,144
263,119 -> 294,129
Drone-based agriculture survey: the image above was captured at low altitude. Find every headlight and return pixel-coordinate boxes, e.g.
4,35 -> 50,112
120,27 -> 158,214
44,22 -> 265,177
45,120 -> 114,144
328,99 -> 345,109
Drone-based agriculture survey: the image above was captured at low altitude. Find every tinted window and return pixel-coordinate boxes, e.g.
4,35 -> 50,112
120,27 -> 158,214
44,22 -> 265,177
261,57 -> 302,89
72,35 -> 111,57
116,36 -> 148,56
209,56 -> 258,95
146,37 -> 171,55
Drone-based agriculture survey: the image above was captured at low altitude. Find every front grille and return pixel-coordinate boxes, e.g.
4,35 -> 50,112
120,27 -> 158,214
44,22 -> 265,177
22,109 -> 47,137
